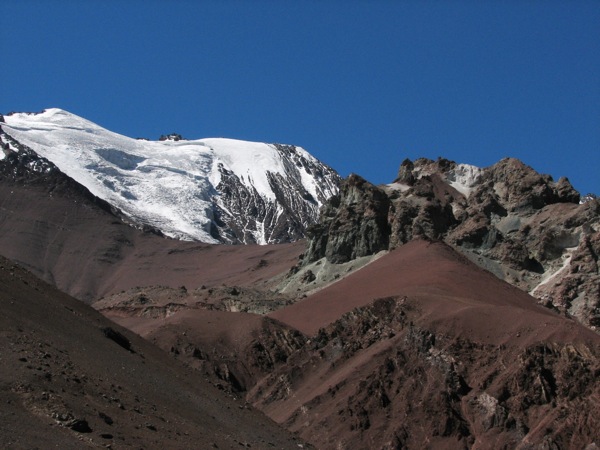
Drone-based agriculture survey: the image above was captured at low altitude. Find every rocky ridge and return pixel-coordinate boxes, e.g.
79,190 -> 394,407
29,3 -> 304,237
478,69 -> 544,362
302,157 -> 600,330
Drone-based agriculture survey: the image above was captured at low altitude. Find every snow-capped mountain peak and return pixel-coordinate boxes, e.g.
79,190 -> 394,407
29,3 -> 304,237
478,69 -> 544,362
1,109 -> 340,244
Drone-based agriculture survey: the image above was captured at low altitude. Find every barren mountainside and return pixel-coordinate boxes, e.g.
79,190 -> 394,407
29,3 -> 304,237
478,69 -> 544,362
102,241 -> 600,449
303,157 -> 600,331
0,254 -> 307,449
0,108 -> 599,449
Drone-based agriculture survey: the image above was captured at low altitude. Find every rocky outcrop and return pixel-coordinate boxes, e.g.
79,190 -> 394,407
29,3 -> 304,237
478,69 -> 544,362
534,225 -> 600,327
0,130 -> 59,177
158,133 -> 185,141
304,174 -> 391,263
480,158 -> 580,212
213,144 -> 341,244
303,157 -> 600,331
247,296 -> 600,449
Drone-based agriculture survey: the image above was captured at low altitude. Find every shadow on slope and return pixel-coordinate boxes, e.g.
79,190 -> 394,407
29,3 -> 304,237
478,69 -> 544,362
0,255 -> 307,449
0,168 -> 303,302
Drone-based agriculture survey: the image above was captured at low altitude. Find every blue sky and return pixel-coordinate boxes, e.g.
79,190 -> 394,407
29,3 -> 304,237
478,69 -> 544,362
2,1 -> 599,195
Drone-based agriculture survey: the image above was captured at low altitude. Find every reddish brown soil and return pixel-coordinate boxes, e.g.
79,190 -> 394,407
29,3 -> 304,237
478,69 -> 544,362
104,303 -> 308,400
0,181 -> 303,302
99,240 -> 600,449
270,240 -> 589,342
0,255 -> 308,449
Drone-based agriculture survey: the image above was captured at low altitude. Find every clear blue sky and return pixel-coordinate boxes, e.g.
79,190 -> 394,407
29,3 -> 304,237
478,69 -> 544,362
2,1 -> 599,195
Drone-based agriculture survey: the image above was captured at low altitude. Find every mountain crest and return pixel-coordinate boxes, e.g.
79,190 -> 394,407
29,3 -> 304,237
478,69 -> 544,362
1,109 -> 341,244
304,157 -> 599,331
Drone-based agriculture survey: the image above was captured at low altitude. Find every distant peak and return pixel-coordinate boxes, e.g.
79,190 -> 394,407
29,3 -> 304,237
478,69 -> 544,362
159,133 -> 186,142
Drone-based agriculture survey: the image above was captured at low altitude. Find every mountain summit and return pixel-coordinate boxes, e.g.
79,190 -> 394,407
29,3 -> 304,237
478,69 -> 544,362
0,109 -> 340,244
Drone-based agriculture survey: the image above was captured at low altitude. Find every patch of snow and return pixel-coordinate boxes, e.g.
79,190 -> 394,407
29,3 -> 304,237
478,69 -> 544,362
445,163 -> 482,197
580,193 -> 597,204
204,138 -> 286,201
530,249 -> 575,297
407,161 -> 482,197
383,182 -> 411,192
2,108 -> 337,243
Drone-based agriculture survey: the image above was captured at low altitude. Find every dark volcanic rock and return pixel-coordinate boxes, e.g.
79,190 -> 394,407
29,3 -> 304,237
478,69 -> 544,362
68,418 -> 92,433
101,326 -> 133,352
158,133 -> 185,141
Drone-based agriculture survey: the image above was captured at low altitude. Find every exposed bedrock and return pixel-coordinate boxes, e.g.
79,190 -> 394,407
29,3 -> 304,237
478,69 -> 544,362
302,157 -> 599,331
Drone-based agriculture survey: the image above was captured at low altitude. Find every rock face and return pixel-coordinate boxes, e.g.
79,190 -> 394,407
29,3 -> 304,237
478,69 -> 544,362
304,157 -> 600,331
213,143 -> 341,244
0,109 -> 341,244
305,174 -> 391,263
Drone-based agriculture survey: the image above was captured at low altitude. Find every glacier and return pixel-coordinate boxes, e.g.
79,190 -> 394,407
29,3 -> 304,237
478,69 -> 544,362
0,109 -> 340,244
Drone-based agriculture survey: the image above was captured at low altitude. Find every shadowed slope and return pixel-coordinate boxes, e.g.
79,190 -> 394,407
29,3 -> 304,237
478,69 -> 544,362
0,178 -> 303,302
0,255 -> 307,449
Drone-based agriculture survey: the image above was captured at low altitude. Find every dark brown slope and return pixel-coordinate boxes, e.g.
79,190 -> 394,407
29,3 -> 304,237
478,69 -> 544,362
0,255 -> 307,449
104,308 -> 306,398
0,170 -> 303,302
